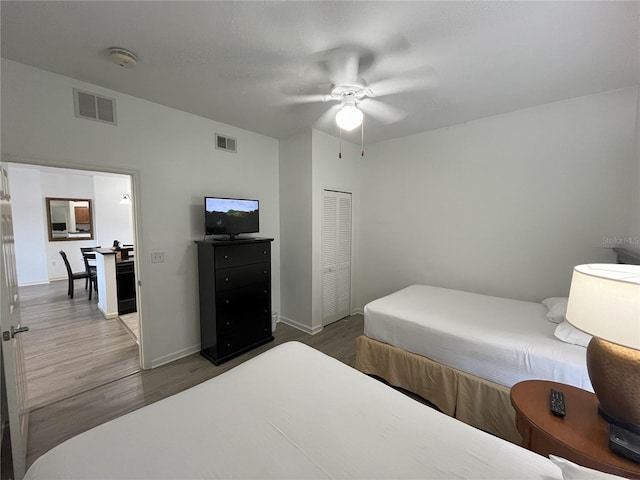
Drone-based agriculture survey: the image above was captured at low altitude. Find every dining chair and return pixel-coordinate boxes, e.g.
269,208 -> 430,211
59,250 -> 93,299
82,253 -> 98,300
80,246 -> 100,289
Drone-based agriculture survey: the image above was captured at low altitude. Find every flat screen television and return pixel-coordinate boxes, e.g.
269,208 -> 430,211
205,196 -> 259,240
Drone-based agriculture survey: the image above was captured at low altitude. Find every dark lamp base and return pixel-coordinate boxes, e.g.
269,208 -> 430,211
587,337 -> 640,448
587,337 -> 640,426
599,405 -> 640,436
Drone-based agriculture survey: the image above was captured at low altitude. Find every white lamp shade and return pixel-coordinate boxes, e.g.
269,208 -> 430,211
335,105 -> 363,131
566,264 -> 640,350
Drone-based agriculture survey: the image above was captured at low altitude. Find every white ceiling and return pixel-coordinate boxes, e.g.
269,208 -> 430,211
2,1 -> 639,143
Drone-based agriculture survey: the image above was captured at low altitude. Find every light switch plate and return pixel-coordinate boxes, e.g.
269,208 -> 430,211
151,252 -> 165,263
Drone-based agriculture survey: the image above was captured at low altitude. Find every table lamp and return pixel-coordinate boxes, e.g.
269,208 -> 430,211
565,263 -> 640,457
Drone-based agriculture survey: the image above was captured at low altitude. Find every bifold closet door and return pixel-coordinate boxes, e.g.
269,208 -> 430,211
321,189 -> 352,326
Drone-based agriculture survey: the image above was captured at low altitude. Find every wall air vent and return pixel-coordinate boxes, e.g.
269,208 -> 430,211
215,133 -> 237,153
73,88 -> 117,125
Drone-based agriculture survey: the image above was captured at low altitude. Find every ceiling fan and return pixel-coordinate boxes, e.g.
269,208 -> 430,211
283,44 -> 438,133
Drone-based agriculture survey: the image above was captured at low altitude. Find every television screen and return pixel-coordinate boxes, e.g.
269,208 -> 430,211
205,197 -> 259,238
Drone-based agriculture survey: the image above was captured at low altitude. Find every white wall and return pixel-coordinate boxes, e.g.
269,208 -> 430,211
39,170 -> 97,279
311,130 -> 362,330
1,59 -> 280,369
8,166 -> 48,285
9,164 -> 101,281
93,175 -> 134,247
278,129 -> 361,333
358,87 -> 639,307
9,164 -> 135,285
279,132 -> 312,330
632,87 -> 640,240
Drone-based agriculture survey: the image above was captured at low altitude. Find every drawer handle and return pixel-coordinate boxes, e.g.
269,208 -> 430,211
263,250 -> 267,254
225,277 -> 229,282
264,309 -> 267,313
225,300 -> 230,304
224,255 -> 229,259
263,290 -> 267,294
263,270 -> 268,274
227,343 -> 231,348
226,321 -> 230,326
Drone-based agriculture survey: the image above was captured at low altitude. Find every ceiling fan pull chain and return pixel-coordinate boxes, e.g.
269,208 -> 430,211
361,118 -> 365,157
338,127 -> 342,159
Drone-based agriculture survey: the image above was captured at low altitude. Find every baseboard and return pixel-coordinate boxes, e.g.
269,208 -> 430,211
97,304 -> 118,319
149,344 -> 201,369
352,307 -> 364,316
17,280 -> 50,287
279,315 -> 323,335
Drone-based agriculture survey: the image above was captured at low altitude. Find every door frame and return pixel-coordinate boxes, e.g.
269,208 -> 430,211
1,154 -> 146,366
320,188 -> 353,327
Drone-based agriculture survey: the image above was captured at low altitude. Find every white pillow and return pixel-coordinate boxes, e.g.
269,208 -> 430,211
549,455 -> 624,479
554,320 -> 592,347
542,297 -> 569,323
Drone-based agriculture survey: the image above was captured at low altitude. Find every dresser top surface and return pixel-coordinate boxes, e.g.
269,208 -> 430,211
195,237 -> 274,246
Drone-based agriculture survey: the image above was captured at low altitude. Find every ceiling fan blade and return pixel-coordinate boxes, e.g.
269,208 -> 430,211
359,99 -> 406,124
328,49 -> 360,84
280,79 -> 333,97
366,68 -> 438,97
343,50 -> 361,83
279,94 -> 332,105
315,45 -> 367,85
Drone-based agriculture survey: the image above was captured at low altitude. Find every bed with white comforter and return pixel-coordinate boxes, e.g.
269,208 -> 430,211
25,342 -> 573,480
355,284 -> 591,443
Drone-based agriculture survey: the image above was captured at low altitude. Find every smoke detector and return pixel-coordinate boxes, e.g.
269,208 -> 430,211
108,48 -> 137,68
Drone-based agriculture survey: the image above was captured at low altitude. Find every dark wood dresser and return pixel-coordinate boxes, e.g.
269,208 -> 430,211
195,238 -> 274,365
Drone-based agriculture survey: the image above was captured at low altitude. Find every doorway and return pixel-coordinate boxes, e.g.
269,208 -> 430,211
7,163 -> 142,410
321,189 -> 352,326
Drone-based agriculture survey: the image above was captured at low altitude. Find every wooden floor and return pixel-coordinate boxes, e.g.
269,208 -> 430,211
19,280 -> 141,411
118,312 -> 139,343
25,306 -> 364,469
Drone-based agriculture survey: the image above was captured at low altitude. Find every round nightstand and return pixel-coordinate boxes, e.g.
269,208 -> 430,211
510,380 -> 640,478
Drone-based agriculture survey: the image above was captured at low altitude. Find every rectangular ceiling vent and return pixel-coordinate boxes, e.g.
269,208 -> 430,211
215,133 -> 237,153
73,88 -> 117,125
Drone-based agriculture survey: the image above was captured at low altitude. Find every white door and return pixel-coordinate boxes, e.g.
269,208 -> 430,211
1,162 -> 30,479
321,190 -> 352,326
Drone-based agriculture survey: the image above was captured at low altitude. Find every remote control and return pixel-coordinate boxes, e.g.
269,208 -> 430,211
550,389 -> 566,417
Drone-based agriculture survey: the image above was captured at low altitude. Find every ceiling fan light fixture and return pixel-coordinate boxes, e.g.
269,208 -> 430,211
335,104 -> 363,131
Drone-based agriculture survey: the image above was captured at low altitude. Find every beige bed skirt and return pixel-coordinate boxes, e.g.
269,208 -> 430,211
355,335 -> 522,444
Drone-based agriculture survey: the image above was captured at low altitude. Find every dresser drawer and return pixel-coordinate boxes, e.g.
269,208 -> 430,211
217,312 -> 271,335
216,284 -> 270,313
216,285 -> 270,334
215,263 -> 270,291
217,323 -> 271,358
215,243 -> 270,268
217,333 -> 252,358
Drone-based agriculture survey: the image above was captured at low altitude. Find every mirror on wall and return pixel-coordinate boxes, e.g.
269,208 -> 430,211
46,197 -> 94,241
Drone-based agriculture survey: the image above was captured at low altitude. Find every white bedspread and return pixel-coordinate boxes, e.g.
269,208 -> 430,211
26,342 -> 563,480
364,284 -> 592,391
